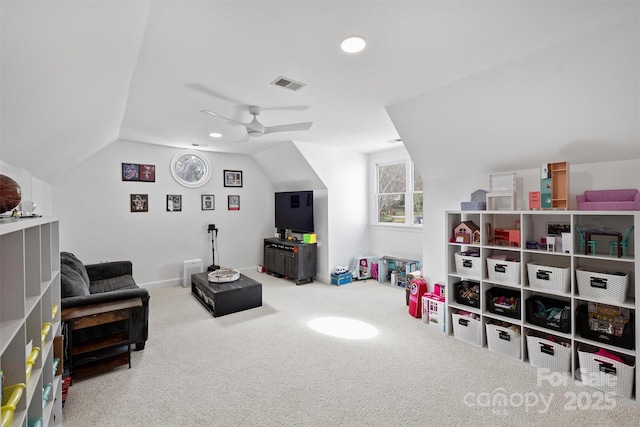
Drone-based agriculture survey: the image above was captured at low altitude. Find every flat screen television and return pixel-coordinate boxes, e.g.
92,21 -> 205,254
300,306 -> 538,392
275,190 -> 314,233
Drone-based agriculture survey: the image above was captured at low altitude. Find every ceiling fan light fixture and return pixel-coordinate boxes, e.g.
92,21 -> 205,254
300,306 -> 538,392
341,35 -> 366,53
208,132 -> 222,138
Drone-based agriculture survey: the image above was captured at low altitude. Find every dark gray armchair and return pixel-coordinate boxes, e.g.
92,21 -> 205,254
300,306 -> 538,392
60,252 -> 149,350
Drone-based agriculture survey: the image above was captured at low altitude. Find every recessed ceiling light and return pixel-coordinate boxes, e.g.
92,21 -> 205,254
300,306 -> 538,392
208,132 -> 222,138
341,35 -> 366,53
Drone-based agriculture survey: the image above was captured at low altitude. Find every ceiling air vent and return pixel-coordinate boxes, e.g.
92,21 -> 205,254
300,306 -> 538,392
271,76 -> 306,91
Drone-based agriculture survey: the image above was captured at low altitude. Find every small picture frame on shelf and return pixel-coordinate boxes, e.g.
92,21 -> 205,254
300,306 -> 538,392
224,170 -> 243,187
547,223 -> 570,235
130,194 -> 148,212
201,195 -> 215,210
167,194 -> 182,212
228,195 -> 240,210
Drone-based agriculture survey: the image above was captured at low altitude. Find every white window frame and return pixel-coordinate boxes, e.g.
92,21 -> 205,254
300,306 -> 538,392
371,152 -> 422,227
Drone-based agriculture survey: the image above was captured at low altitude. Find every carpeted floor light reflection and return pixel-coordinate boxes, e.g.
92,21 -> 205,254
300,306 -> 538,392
308,316 -> 379,339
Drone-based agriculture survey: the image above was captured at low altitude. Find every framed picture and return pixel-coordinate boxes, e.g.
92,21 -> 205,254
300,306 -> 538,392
167,194 -> 182,212
122,163 -> 155,182
228,195 -> 240,210
224,170 -> 243,187
139,164 -> 156,182
201,194 -> 215,210
130,194 -> 148,212
122,163 -> 139,181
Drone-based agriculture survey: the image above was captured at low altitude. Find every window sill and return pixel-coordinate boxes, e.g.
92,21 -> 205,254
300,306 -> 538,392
370,223 -> 423,233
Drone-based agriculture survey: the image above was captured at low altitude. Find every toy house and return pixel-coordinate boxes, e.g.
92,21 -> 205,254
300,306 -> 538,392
453,221 -> 480,244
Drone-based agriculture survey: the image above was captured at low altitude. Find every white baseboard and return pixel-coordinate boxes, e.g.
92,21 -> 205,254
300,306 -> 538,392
139,278 -> 182,290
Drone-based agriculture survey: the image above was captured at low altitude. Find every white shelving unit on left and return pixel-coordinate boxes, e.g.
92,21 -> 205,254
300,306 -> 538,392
1,216 -> 62,426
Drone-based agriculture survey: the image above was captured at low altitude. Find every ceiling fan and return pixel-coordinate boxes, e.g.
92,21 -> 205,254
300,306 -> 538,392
201,105 -> 312,143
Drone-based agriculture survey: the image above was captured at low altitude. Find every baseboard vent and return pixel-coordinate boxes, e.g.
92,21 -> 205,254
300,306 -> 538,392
271,76 -> 306,91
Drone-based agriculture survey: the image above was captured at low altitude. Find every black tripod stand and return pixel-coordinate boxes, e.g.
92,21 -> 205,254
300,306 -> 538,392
207,224 -> 219,272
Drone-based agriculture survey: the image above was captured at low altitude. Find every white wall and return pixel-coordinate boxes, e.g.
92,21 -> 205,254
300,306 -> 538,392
295,142 -> 370,281
251,141 -> 329,281
53,140 -> 273,287
388,15 -> 639,181
421,159 -> 640,286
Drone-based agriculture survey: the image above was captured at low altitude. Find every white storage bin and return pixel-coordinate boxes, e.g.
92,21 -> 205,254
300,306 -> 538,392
527,262 -> 570,293
455,253 -> 481,278
577,346 -> 635,399
487,258 -> 521,285
452,313 -> 481,346
575,268 -> 629,304
526,335 -> 571,374
486,323 -> 521,359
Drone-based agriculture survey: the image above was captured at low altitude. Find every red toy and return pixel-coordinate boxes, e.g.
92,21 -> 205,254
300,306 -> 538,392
408,278 -> 428,318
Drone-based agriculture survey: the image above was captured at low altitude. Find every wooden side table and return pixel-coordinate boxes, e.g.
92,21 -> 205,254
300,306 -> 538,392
62,297 -> 142,380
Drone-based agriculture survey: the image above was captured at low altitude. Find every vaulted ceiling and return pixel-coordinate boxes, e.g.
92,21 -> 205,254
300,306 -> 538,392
1,1 -> 638,182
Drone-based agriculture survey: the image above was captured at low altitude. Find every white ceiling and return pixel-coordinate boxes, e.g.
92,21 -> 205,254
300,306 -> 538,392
1,1 -> 638,182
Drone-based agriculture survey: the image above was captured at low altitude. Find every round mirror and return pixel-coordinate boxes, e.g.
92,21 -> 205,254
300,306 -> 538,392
170,150 -> 212,188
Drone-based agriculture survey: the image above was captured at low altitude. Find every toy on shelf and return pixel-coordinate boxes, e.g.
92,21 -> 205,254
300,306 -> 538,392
487,172 -> 516,210
461,189 -> 488,211
540,161 -> 569,210
452,221 -> 480,244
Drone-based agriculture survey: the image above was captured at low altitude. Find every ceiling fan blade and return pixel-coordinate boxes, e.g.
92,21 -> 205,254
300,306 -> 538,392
234,134 -> 251,144
200,110 -> 247,126
185,83 -> 240,104
263,122 -> 313,134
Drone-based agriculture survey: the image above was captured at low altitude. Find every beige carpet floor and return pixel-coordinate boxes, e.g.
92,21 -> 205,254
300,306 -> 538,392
62,271 -> 640,426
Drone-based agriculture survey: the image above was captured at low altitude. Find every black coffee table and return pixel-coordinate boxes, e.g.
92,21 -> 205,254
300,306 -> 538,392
191,272 -> 262,317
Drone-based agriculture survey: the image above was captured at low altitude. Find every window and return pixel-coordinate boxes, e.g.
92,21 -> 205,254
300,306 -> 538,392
170,150 -> 212,188
376,158 -> 422,225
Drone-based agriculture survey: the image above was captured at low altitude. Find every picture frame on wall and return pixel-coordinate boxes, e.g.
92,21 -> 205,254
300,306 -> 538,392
224,170 -> 243,187
122,163 -> 139,181
228,195 -> 240,210
201,194 -> 215,210
122,163 -> 155,182
139,164 -> 156,182
131,194 -> 148,212
167,194 -> 182,212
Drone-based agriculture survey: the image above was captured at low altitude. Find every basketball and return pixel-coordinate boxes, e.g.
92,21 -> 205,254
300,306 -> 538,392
0,174 -> 22,214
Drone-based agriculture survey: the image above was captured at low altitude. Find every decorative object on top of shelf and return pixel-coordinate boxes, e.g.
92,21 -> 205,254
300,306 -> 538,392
0,174 -> 21,214
130,194 -> 148,212
461,189 -> 487,211
576,189 -> 640,211
201,194 -> 215,210
487,172 -> 516,210
228,195 -> 240,210
170,150 -> 211,188
540,161 -> 569,210
529,191 -> 541,210
122,163 -> 155,182
223,170 -> 243,187
166,194 -> 182,212
452,220 -> 480,244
